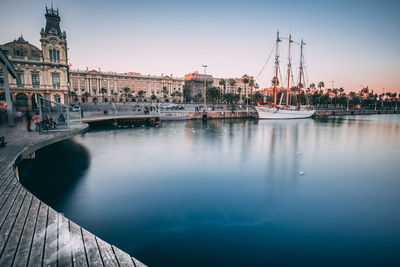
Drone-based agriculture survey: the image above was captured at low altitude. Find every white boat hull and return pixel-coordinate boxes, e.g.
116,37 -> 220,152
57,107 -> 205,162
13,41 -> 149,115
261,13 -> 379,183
255,106 -> 315,119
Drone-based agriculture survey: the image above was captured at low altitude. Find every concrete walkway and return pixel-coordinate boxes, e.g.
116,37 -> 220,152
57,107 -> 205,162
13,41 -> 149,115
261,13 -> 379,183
0,120 -> 146,266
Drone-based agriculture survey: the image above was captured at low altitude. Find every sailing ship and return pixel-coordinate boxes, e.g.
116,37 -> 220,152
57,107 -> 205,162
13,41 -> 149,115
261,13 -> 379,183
255,32 -> 315,119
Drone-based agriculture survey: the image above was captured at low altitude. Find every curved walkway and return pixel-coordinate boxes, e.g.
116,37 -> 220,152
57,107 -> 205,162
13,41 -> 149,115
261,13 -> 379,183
0,122 -> 145,266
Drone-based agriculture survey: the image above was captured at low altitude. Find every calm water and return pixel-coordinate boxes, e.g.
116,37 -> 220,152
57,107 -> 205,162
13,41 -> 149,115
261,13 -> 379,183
19,115 -> 400,266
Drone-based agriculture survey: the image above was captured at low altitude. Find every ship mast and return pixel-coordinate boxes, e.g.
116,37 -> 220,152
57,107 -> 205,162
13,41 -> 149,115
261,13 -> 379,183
298,39 -> 305,108
273,31 -> 280,108
286,34 -> 292,107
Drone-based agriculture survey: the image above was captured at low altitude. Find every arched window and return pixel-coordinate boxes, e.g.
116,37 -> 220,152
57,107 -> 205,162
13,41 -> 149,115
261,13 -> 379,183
52,72 -> 60,88
54,94 -> 61,103
49,46 -> 60,62
16,93 -> 28,107
81,97 -> 86,103
92,97 -> 97,104
104,98 -> 108,102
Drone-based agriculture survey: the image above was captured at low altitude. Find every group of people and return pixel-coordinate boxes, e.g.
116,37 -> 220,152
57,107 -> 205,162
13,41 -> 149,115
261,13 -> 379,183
25,111 -> 40,132
24,111 -> 63,132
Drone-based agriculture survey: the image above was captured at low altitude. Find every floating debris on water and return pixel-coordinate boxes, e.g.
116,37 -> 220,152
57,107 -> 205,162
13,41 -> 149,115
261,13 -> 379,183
299,170 -> 305,175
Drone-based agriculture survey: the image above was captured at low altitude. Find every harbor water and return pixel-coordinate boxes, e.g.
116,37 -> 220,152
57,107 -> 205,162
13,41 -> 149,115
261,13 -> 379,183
19,115 -> 400,266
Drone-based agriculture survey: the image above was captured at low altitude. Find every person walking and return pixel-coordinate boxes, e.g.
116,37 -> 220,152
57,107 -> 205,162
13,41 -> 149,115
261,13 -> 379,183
25,111 -> 33,132
32,112 -> 40,132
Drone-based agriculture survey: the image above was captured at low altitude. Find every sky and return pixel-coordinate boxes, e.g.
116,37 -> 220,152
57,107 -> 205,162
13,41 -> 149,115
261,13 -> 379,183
1,0 -> 399,93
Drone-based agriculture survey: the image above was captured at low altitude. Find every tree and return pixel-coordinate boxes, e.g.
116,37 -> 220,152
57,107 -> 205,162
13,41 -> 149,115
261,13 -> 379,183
251,91 -> 263,105
237,87 -> 242,98
242,74 -> 250,106
123,87 -> 131,103
309,83 -> 316,91
137,90 -> 145,102
271,77 -> 279,87
151,94 -> 157,102
223,93 -> 234,109
249,78 -> 255,95
228,79 -> 237,92
318,81 -> 325,91
100,87 -> 108,102
207,87 -> 221,110
219,79 -> 226,94
82,92 -> 90,103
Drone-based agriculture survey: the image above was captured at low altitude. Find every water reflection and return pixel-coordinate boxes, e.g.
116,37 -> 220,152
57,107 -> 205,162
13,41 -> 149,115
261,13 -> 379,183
19,139 -> 90,208
19,115 -> 400,266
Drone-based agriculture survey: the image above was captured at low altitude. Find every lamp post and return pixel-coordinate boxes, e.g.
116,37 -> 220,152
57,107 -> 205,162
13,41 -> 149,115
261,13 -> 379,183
201,65 -> 207,109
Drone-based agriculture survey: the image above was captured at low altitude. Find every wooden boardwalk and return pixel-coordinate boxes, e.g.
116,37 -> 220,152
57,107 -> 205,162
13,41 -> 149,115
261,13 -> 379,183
0,123 -> 146,266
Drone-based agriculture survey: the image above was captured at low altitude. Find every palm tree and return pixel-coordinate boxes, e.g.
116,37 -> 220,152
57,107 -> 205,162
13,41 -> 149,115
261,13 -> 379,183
100,87 -> 108,102
251,91 -> 263,105
123,87 -> 130,103
242,74 -> 249,106
223,93 -> 234,109
318,81 -> 325,92
228,79 -> 237,93
237,87 -> 242,98
207,87 -> 221,110
138,90 -> 145,102
219,79 -> 226,94
82,92 -> 90,103
248,78 -> 255,95
151,94 -> 157,102
309,83 -> 316,92
271,77 -> 279,87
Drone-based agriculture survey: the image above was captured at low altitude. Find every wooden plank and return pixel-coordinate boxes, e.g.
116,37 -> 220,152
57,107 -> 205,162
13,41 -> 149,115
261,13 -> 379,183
43,207 -> 59,267
96,237 -> 119,267
0,193 -> 32,266
69,221 -> 88,267
132,257 -> 147,267
0,179 -> 17,213
58,214 -> 72,266
81,228 -> 103,266
28,203 -> 48,266
112,245 -> 135,267
12,196 -> 40,267
0,187 -> 26,253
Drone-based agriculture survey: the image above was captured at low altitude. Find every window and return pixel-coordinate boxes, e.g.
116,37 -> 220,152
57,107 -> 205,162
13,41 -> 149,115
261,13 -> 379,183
54,94 -> 61,103
16,71 -> 24,87
52,72 -> 60,88
15,47 -> 27,57
31,71 -> 40,88
16,93 -> 28,107
49,47 -> 60,62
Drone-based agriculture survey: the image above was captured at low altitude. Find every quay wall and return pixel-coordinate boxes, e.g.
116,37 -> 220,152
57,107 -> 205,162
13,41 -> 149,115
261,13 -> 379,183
314,109 -> 397,117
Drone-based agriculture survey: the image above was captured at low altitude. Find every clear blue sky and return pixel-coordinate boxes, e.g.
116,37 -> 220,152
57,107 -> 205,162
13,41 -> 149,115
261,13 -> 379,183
1,0 -> 399,93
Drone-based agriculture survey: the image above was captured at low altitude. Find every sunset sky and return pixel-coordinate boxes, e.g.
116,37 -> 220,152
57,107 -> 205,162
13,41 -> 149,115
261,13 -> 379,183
1,0 -> 399,93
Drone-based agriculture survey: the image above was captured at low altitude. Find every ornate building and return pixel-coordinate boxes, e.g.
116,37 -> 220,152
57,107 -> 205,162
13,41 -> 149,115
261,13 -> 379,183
69,70 -> 184,103
0,7 -> 68,111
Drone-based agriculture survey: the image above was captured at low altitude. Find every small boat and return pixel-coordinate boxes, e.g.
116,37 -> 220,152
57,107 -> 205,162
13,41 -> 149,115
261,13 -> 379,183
256,32 -> 315,119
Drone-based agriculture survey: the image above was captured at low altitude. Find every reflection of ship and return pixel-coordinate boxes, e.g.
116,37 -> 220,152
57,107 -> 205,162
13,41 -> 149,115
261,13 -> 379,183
256,32 -> 315,119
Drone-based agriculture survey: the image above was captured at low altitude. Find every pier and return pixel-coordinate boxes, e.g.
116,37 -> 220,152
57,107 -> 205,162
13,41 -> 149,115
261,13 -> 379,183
0,123 -> 146,266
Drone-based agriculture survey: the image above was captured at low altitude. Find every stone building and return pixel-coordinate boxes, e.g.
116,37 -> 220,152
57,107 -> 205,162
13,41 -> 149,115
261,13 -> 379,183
69,70 -> 184,103
213,76 -> 255,96
184,72 -> 214,102
0,7 -> 69,111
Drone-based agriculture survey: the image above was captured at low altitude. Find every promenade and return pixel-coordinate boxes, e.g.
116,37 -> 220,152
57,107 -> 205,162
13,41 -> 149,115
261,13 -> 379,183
0,121 -> 146,266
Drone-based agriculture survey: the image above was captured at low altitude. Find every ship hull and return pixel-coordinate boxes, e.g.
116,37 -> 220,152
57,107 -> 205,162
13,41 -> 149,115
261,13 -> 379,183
255,106 -> 315,119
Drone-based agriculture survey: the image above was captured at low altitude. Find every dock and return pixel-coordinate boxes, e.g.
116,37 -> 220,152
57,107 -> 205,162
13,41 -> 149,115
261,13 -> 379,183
0,122 -> 146,266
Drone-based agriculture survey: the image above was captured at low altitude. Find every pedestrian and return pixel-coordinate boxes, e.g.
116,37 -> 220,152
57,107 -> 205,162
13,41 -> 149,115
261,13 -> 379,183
80,108 -> 84,118
32,112 -> 40,132
25,111 -> 33,132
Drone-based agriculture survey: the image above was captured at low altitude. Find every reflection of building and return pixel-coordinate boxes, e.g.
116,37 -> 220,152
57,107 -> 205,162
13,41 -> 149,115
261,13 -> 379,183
69,70 -> 184,103
0,7 -> 69,110
184,72 -> 213,102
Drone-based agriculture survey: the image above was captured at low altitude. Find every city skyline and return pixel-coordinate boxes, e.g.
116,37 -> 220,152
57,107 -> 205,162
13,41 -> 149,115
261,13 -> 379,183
1,0 -> 399,93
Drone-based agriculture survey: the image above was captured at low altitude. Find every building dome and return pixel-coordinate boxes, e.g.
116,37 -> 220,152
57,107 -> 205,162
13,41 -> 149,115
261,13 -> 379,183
3,36 -> 42,58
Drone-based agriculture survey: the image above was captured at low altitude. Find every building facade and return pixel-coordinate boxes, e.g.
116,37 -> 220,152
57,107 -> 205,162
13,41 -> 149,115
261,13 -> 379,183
184,72 -> 214,102
69,70 -> 184,103
0,7 -> 69,111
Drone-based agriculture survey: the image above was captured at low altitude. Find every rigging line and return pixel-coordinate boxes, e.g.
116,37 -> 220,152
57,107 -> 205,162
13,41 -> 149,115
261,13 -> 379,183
254,44 -> 275,82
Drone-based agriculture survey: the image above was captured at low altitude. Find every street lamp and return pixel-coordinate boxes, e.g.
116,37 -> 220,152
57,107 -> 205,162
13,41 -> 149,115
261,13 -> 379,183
201,65 -> 207,109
